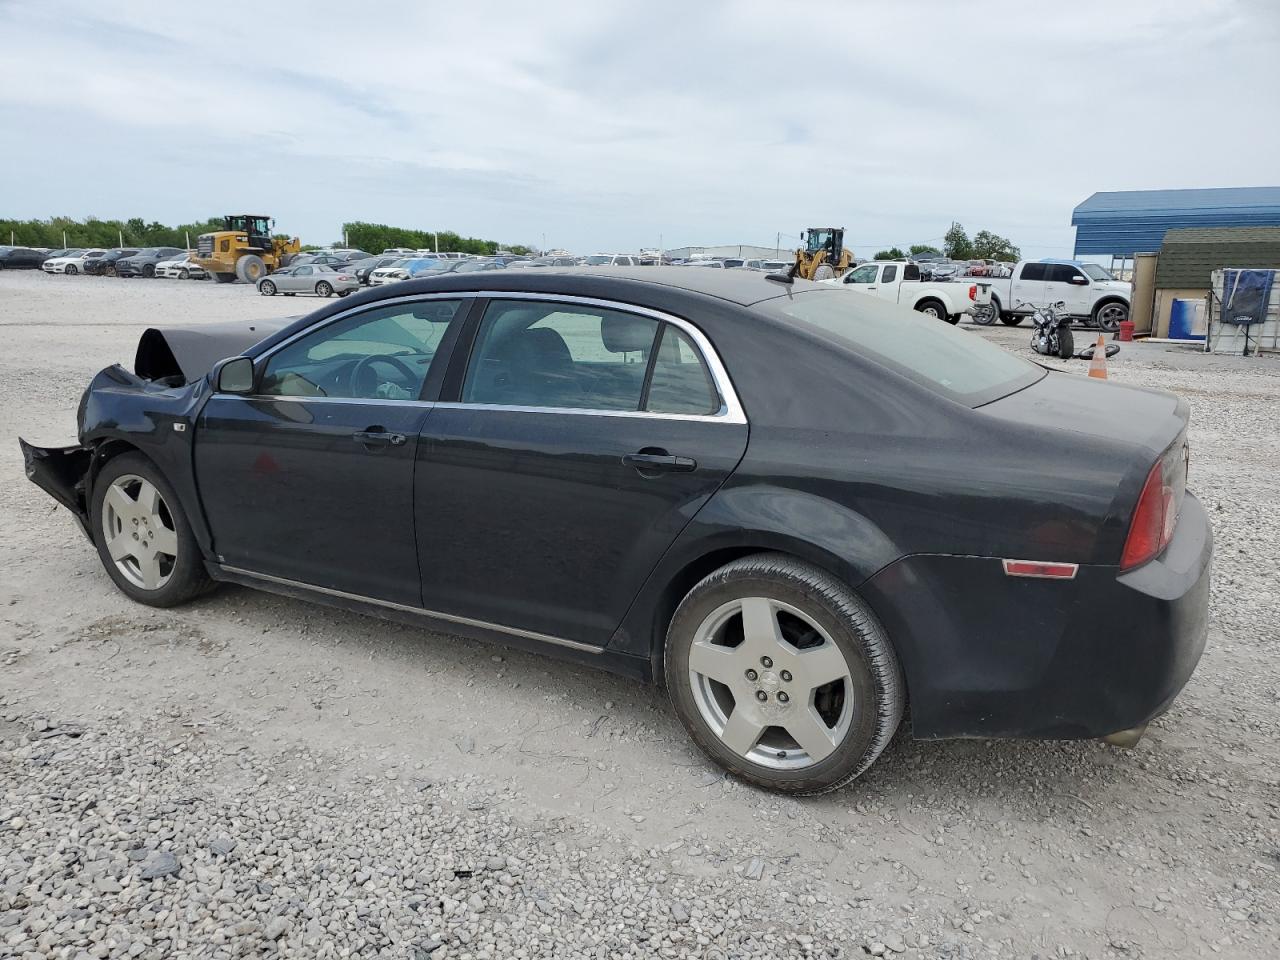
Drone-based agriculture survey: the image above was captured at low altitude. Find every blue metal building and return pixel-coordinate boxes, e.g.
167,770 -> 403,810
1072,186 -> 1280,257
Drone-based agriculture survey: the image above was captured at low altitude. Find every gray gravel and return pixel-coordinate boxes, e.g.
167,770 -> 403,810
2,272 -> 1279,958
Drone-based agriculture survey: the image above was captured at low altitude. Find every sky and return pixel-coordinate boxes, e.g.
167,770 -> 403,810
2,0 -> 1278,258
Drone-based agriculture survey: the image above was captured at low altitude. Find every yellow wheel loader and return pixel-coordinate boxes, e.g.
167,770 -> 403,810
193,214 -> 302,284
792,227 -> 853,281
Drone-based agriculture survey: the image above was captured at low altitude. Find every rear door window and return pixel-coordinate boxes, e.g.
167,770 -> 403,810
881,265 -> 897,283
1019,263 -> 1048,281
644,326 -> 719,415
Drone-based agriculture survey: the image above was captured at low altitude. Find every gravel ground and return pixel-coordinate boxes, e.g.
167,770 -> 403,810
1,270 -> 1278,959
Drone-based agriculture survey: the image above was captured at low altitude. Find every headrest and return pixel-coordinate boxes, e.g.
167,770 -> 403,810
601,314 -> 655,354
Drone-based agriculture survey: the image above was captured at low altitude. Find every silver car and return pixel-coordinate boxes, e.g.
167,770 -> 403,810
257,264 -> 359,298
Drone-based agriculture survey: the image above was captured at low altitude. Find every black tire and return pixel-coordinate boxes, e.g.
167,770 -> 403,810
664,553 -> 904,795
1092,300 -> 1127,333
90,452 -> 213,608
338,289 -> 352,297
178,268 -> 189,280
1000,314 -> 1023,326
65,264 -> 78,276
315,281 -> 333,297
142,264 -> 155,278
259,280 -> 277,296
1057,325 -> 1074,360
915,299 -> 947,321
213,273 -> 236,284
971,302 -> 998,326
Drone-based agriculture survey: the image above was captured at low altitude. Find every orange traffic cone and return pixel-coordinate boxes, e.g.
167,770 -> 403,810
1087,335 -> 1108,380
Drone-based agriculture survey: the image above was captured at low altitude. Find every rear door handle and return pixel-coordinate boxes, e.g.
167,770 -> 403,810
353,428 -> 406,448
622,451 -> 697,473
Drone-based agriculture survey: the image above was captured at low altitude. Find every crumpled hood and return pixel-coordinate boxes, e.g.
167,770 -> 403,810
134,318 -> 295,383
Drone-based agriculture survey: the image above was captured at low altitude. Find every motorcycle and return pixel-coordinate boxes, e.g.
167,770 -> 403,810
1024,300 -> 1074,359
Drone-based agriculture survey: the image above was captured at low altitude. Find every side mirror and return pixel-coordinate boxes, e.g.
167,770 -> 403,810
1069,274 -> 1088,285
213,356 -> 254,394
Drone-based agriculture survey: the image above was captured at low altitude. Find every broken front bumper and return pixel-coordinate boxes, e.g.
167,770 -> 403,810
19,439 -> 93,537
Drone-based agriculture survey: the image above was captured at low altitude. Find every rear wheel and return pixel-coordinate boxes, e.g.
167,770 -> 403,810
90,453 -> 212,608
235,254 -> 266,283
1093,300 -> 1127,333
665,554 -> 904,795
1057,325 -> 1074,359
259,280 -> 277,296
916,299 -> 947,321
315,281 -> 333,297
1001,314 -> 1023,326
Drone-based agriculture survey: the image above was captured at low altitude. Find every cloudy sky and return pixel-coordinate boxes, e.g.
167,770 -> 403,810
2,0 -> 1277,257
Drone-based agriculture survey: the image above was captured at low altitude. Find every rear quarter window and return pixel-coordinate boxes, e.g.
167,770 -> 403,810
765,289 -> 1043,407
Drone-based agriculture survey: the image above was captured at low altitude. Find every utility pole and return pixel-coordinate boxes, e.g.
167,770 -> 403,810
185,231 -> 190,251
434,232 -> 440,254
118,229 -> 123,247
63,229 -> 67,248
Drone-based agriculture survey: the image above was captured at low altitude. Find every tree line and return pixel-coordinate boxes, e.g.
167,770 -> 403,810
341,222 -> 532,257
1,216 -> 227,250
873,222 -> 1021,263
1,215 -> 535,256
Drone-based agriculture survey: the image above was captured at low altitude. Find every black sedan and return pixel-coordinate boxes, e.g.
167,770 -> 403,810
84,248 -> 140,275
115,246 -> 186,278
19,269 -> 1211,794
0,246 -> 51,269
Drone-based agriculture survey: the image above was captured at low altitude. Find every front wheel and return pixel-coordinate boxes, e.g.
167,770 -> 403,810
665,554 -> 904,795
971,303 -> 997,325
235,254 -> 266,283
315,281 -> 333,297
90,453 -> 213,607
259,280 -> 277,296
811,264 -> 836,281
1001,314 -> 1023,326
213,272 -> 236,284
178,268 -> 189,280
66,264 -> 79,276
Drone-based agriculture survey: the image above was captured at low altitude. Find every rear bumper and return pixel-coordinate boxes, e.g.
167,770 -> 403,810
19,439 -> 93,538
861,491 -> 1212,740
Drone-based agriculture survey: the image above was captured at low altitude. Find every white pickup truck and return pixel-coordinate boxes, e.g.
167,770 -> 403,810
820,260 -> 992,324
974,259 -> 1131,331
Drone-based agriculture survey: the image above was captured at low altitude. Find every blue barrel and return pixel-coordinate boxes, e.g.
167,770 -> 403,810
1169,299 -> 1205,340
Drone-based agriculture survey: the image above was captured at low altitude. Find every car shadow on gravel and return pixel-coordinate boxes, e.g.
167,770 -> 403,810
171,584 -> 1173,808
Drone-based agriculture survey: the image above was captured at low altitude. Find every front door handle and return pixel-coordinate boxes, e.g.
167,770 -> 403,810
353,428 -> 406,449
622,450 -> 697,474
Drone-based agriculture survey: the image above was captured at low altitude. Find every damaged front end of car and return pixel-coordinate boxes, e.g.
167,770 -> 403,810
18,317 -> 292,543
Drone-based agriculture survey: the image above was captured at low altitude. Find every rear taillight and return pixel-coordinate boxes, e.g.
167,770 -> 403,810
968,284 -> 977,301
1120,442 -> 1187,570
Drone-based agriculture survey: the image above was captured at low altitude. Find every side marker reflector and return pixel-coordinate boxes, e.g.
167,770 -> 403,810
1002,559 -> 1079,580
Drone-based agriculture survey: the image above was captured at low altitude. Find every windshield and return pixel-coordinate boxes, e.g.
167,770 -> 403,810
584,256 -> 612,265
1082,264 -> 1114,281
765,289 -> 1043,407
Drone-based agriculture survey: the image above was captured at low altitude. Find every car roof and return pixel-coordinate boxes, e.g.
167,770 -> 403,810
388,265 -> 806,307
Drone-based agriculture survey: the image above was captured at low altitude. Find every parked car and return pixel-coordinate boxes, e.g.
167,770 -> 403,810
822,259 -> 992,323
115,247 -> 186,278
84,249 -> 140,276
977,259 -> 1131,331
258,263 -> 359,298
369,257 -> 449,285
582,254 -> 637,266
155,255 -> 207,280
743,259 -> 791,271
0,246 -> 52,269
350,255 -> 411,285
44,249 -> 107,275
42,249 -> 88,273
305,252 -> 368,270
20,268 -> 1209,795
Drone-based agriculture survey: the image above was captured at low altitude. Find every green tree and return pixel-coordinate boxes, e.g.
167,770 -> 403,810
943,222 -> 972,260
873,247 -> 906,260
908,244 -> 941,257
971,230 -> 1021,262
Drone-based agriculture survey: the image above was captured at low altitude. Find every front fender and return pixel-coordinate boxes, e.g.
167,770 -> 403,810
609,482 -> 901,664
79,365 -> 216,557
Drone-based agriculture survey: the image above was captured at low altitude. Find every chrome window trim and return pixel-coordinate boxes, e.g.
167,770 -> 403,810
217,565 -> 601,654
214,289 -> 747,425
463,291 -> 746,424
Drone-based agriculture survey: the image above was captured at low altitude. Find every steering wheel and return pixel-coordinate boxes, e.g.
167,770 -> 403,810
349,354 -> 419,398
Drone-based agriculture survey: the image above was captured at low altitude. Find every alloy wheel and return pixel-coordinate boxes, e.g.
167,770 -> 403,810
688,597 -> 854,770
100,475 -> 178,590
1096,303 -> 1127,332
